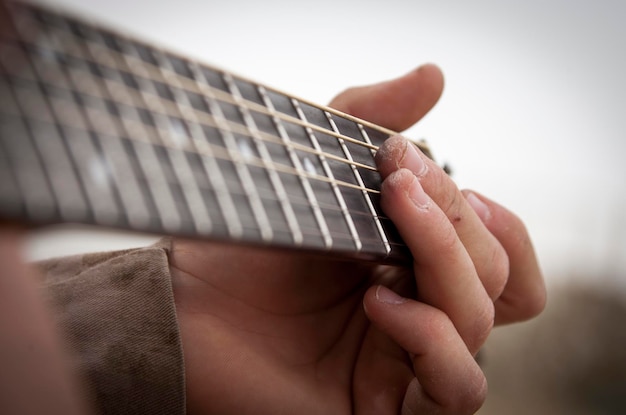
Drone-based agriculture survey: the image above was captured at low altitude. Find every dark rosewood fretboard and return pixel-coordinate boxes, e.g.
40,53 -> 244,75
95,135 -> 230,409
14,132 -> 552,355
0,1 -> 433,264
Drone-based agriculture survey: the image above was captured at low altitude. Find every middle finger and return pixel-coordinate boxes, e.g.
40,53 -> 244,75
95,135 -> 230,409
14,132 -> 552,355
376,135 -> 509,300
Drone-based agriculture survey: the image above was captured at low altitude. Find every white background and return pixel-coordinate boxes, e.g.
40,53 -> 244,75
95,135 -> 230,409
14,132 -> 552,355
30,0 -> 626,289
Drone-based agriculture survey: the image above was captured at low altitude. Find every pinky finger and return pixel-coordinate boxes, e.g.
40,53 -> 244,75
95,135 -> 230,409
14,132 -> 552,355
363,285 -> 487,415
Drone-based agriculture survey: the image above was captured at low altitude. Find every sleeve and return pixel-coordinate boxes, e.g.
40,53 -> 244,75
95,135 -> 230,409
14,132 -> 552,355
37,239 -> 186,415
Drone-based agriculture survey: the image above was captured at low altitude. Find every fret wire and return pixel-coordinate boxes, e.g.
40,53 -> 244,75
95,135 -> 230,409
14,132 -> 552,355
6,36 -> 93,223
10,28 -> 384,156
59,27 -> 159,230
29,14 -> 155,229
290,98 -> 363,252
205,80 -> 378,151
25,23 -> 125,226
325,111 -> 392,256
10,0 -> 420,158
97,40 -> 382,152
9,53 -> 385,197
194,66 -> 275,242
149,47 -> 221,235
0,2 -> 418,264
129,51 -> 244,238
77,31 -> 183,232
0,61 -> 57,221
10,69 -> 384,201
154,60 -> 243,237
0,113 -> 56,220
257,84 -> 332,249
358,124 -> 378,157
225,75 -> 304,245
10,37 -> 380,176
290,97 -> 362,251
6,12 -> 390,204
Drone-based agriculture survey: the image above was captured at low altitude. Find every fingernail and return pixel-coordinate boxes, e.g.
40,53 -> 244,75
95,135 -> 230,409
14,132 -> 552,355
399,138 -> 428,177
466,192 -> 491,222
407,175 -> 431,209
375,285 -> 409,305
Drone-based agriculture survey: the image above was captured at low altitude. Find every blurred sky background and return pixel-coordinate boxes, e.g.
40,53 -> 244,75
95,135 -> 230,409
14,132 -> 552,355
28,0 -> 626,290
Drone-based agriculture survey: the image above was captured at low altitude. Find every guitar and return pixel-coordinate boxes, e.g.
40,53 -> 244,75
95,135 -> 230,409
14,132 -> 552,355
0,1 -> 436,265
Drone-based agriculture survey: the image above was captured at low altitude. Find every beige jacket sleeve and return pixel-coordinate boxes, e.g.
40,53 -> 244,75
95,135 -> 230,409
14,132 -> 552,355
37,239 -> 185,415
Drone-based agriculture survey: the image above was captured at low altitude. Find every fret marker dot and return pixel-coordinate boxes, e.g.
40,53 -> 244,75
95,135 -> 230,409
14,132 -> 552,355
303,156 -> 317,176
237,138 -> 255,161
88,155 -> 114,187
168,117 -> 189,147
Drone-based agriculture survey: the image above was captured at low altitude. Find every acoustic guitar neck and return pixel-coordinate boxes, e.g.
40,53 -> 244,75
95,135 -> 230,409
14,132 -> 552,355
0,1 -> 435,264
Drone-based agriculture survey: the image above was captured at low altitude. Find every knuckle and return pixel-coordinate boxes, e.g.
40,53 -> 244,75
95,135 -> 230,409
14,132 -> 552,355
434,369 -> 487,415
425,166 -> 464,221
516,284 -> 548,321
483,243 -> 510,300
467,300 -> 495,353
453,374 -> 488,414
420,308 -> 457,346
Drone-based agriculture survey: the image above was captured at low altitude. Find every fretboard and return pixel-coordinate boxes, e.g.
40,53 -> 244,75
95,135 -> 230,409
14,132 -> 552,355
0,1 -> 433,264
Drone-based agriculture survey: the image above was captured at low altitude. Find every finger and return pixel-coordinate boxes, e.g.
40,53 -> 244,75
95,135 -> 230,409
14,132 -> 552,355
380,169 -> 494,353
376,135 -> 510,301
363,285 -> 487,415
462,190 -> 547,325
328,64 -> 444,131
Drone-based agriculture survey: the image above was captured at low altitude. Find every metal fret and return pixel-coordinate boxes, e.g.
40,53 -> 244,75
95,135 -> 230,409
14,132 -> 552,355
8,69 -> 90,223
225,76 -> 303,246
185,62 -> 243,238
85,33 -> 190,234
197,68 -> 274,242
255,84 -> 334,249
325,112 -> 391,256
53,24 -> 156,230
149,49 -> 219,235
0,113 -> 56,221
291,98 -> 362,252
0,1 -> 419,264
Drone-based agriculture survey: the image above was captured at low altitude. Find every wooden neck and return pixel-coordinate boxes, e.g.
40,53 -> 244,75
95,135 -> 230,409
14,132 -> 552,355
0,1 -> 432,264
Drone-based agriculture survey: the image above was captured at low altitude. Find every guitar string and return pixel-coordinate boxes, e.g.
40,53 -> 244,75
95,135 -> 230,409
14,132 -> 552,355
16,26 -> 387,155
3,54 -> 389,200
3,110 -> 402,247
1,39 -> 396,223
12,0 -> 434,161
5,71 -> 384,199
4,4 -> 410,251
0,77 -> 399,241
13,37 -> 384,177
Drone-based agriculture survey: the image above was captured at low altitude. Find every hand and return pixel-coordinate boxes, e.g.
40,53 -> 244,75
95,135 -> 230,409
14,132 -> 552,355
169,64 -> 546,414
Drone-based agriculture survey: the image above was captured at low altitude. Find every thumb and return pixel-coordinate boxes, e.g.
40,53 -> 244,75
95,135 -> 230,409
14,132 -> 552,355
328,64 -> 444,132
